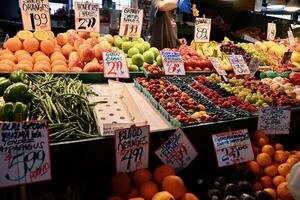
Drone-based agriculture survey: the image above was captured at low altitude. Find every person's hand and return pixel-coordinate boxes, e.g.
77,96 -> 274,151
177,0 -> 192,14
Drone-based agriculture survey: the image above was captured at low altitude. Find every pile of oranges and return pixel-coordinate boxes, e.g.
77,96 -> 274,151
247,130 -> 300,200
108,165 -> 198,200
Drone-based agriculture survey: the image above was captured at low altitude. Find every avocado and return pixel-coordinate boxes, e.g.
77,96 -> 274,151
205,188 -> 222,199
211,195 -> 220,200
222,183 -> 239,196
239,193 -> 256,200
237,180 -> 252,194
254,190 -> 273,200
222,195 -> 239,200
214,176 -> 228,188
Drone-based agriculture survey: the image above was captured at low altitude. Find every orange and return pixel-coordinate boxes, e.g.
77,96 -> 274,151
17,54 -> 33,63
0,49 -> 13,56
32,51 -> 45,60
35,55 -> 50,63
140,181 -> 159,200
256,153 -> 272,167
264,188 -> 277,200
0,53 -> 17,63
278,163 -> 292,176
52,65 -> 68,72
274,150 -> 288,164
264,165 -> 278,177
0,63 -> 13,72
51,60 -> 67,67
259,175 -> 272,188
252,181 -> 262,191
40,40 -> 55,54
127,187 -> 139,199
14,50 -> 30,57
181,193 -> 199,200
14,63 -> 32,72
23,38 -> 39,53
247,161 -> 260,174
262,145 -> 275,156
276,182 -> 294,200
46,30 -> 55,39
5,37 -> 22,52
257,137 -> 269,147
253,130 -> 268,140
133,169 -> 152,187
152,191 -> 175,200
286,157 -> 299,166
19,60 -> 33,68
275,143 -> 284,150
154,165 -> 176,185
17,30 -> 33,40
128,198 -> 144,200
110,173 -> 131,196
0,59 -> 15,68
50,52 -> 66,61
272,175 -> 286,187
162,175 -> 186,199
295,151 -> 300,159
33,62 -> 51,72
34,29 -> 49,41
107,196 -> 124,200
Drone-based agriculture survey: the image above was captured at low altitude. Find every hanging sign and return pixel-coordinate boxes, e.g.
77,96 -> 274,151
257,106 -> 291,135
212,129 -> 254,168
20,0 -> 51,31
119,7 -> 143,38
227,55 -> 250,75
103,52 -> 129,79
0,120 -> 51,188
194,17 -> 211,42
288,29 -> 295,47
208,57 -> 227,76
155,128 -> 198,172
267,22 -> 276,41
161,51 -> 186,75
115,125 -> 150,172
74,2 -> 100,32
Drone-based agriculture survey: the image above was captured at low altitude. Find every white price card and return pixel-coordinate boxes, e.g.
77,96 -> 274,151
258,106 -> 291,135
0,120 -> 51,188
115,125 -> 150,172
208,57 -> 227,76
288,30 -> 295,47
155,128 -> 198,172
20,0 -> 51,31
267,23 -> 276,41
103,51 -> 129,79
227,55 -> 250,75
74,2 -> 100,32
119,7 -> 143,38
194,18 -> 211,42
161,51 -> 186,76
212,129 -> 254,168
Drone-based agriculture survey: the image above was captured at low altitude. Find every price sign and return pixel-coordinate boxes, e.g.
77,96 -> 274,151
248,57 -> 260,76
74,2 -> 100,32
208,57 -> 227,76
281,50 -> 292,65
161,51 -> 186,75
155,128 -> 198,172
227,55 -> 250,75
258,107 -> 291,135
119,7 -> 143,38
103,52 -> 129,78
20,0 -> 51,31
267,23 -> 276,41
0,120 -> 51,188
115,125 -> 150,172
288,29 -> 295,47
194,18 -> 211,42
212,129 -> 254,168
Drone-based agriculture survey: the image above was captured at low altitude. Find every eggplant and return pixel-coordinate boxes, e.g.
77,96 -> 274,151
239,193 -> 256,200
237,180 -> 252,194
254,190 -> 273,200
222,183 -> 239,196
205,188 -> 222,199
221,195 -> 239,200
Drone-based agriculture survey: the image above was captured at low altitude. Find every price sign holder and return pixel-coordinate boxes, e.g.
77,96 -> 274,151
208,57 -> 227,76
155,128 -> 198,172
267,22 -> 276,41
115,125 -> 150,172
74,2 -> 100,32
194,17 -> 211,42
212,129 -> 254,168
281,50 -> 292,65
103,51 -> 129,79
288,28 -> 295,48
161,51 -> 186,76
257,106 -> 291,135
227,55 -> 250,75
119,7 -> 143,38
20,0 -> 51,31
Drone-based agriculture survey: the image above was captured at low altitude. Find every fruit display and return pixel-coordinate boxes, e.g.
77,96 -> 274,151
220,42 -> 252,65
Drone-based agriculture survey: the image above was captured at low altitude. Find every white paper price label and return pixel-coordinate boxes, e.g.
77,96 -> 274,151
227,55 -> 250,75
208,57 -> 227,76
161,51 -> 185,75
258,107 -> 291,135
267,23 -> 276,41
0,120 -> 51,188
288,30 -> 295,47
20,0 -> 51,31
212,129 -> 254,168
155,128 -> 198,172
115,125 -> 150,172
194,18 -> 211,42
75,2 -> 100,32
119,7 -> 143,38
103,52 -> 129,78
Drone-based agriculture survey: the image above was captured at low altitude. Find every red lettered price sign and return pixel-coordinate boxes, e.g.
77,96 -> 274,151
155,128 -> 198,172
194,18 -> 211,42
0,120 -> 51,188
103,52 -> 129,78
227,55 -> 250,75
208,57 -> 227,76
20,0 -> 51,31
74,2 -> 100,32
258,107 -> 291,135
212,129 -> 254,168
119,7 -> 143,38
115,125 -> 150,172
161,51 -> 186,76
267,22 -> 276,41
